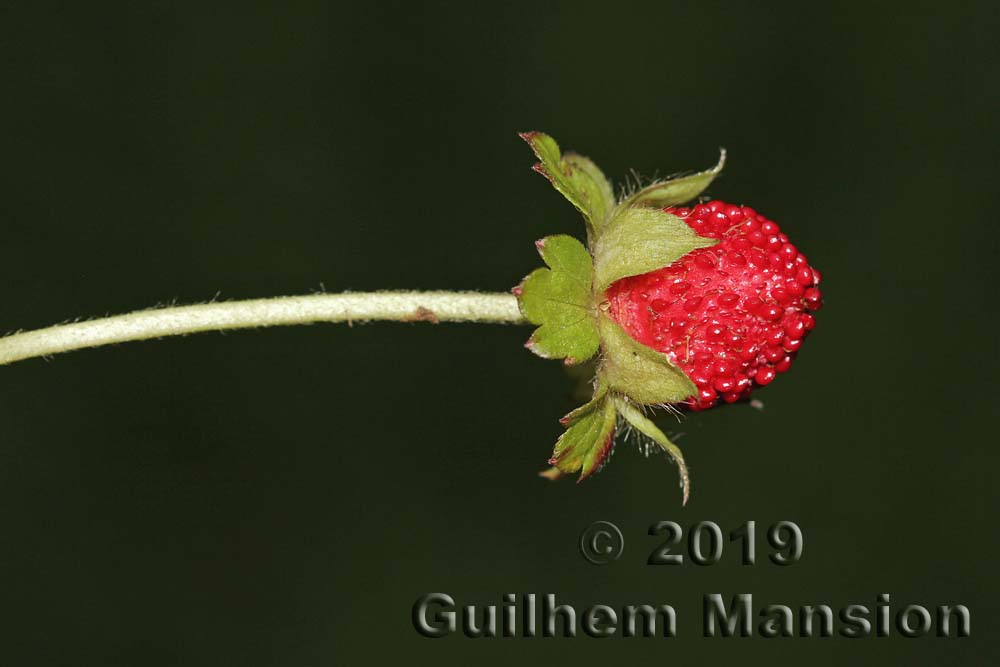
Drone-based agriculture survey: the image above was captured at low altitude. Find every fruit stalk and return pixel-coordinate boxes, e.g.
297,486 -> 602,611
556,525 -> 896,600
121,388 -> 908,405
0,291 -> 526,366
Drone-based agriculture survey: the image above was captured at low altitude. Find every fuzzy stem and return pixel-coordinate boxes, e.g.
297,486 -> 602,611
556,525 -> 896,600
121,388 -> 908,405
0,291 -> 527,367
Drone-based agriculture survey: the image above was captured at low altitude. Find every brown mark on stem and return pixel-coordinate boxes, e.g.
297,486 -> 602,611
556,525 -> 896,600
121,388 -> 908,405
404,307 -> 440,324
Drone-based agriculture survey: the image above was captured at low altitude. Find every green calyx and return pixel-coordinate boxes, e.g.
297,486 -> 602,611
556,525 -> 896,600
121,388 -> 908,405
515,131 -> 725,502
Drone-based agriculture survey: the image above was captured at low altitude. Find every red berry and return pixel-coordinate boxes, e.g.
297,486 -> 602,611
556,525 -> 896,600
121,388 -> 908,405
606,203 -> 821,410
804,287 -> 823,311
755,367 -> 776,385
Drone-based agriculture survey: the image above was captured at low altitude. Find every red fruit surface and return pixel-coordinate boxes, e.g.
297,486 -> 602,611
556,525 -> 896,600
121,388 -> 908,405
605,201 -> 822,410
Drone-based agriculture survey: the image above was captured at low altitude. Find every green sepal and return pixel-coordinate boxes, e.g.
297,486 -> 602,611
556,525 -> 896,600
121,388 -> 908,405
592,207 -> 719,293
520,132 -> 615,232
596,312 -> 696,405
516,234 -> 599,364
613,396 -> 690,505
621,149 -> 726,210
550,390 -> 618,481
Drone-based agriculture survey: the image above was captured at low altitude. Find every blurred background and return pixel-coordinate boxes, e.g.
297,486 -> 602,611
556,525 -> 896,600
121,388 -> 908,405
0,1 -> 997,664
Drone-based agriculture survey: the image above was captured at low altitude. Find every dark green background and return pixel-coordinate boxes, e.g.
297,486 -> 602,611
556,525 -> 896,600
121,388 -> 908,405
1,2 -> 997,664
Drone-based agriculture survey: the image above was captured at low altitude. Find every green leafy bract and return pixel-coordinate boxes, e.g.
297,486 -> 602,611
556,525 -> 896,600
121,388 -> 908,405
621,149 -> 726,210
517,235 -> 598,364
592,207 -> 718,293
614,396 -> 690,505
596,313 -> 696,405
550,391 -> 618,480
520,132 -> 614,232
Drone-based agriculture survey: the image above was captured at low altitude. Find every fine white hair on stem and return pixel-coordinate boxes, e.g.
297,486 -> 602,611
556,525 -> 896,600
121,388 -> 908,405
0,290 -> 526,367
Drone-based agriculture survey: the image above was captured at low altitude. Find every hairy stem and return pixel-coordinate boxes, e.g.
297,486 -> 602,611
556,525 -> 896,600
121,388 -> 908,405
0,291 -> 527,367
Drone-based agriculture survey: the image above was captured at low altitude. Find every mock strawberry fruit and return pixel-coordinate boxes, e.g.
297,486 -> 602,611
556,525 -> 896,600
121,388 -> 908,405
605,201 -> 821,410
515,131 -> 825,501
